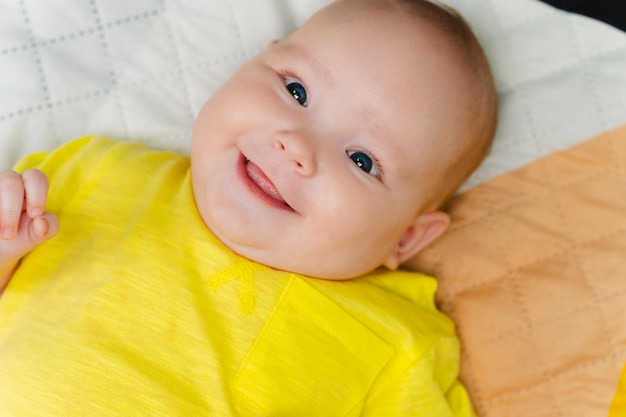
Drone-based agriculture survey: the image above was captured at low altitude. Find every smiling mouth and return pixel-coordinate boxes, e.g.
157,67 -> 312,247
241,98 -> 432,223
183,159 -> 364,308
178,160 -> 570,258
242,155 -> 294,211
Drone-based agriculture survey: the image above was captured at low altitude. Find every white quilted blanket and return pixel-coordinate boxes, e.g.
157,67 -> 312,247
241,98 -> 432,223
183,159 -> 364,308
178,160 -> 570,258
2,0 -> 626,192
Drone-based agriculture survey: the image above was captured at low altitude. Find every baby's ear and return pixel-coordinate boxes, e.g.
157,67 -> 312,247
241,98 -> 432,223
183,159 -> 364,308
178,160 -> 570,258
383,211 -> 450,270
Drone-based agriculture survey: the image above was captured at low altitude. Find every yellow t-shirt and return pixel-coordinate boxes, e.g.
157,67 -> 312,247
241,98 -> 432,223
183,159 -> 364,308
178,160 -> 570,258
0,137 -> 475,416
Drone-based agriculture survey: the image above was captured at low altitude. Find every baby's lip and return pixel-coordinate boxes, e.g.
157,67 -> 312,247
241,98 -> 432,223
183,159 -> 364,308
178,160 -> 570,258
241,155 -> 294,212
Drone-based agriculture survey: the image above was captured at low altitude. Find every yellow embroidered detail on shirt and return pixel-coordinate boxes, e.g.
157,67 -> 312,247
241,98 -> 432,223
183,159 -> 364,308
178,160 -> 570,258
206,258 -> 265,315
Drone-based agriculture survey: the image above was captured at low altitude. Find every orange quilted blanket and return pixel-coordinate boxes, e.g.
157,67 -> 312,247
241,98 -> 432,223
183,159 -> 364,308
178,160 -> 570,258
407,124 -> 626,417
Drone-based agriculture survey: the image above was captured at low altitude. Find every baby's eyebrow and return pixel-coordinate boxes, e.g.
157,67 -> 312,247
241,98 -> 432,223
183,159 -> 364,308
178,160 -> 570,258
277,42 -> 334,87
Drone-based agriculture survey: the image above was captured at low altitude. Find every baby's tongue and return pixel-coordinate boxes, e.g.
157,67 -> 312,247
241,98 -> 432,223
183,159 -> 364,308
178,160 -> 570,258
246,161 -> 285,203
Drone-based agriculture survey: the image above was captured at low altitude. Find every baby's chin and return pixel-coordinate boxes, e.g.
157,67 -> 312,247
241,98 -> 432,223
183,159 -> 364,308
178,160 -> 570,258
243,248 -> 385,281
199,205 -> 385,280
214,240 -> 358,281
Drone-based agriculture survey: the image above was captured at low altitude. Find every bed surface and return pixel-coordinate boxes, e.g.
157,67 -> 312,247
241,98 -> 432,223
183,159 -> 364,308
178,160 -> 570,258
2,0 -> 626,415
408,123 -> 626,416
2,0 -> 626,180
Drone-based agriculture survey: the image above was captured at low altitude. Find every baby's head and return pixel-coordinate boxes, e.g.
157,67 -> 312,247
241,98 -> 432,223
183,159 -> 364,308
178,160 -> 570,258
191,0 -> 497,280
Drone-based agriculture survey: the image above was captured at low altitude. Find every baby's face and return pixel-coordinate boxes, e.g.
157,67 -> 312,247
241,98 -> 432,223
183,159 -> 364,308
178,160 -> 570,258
191,1 -> 468,279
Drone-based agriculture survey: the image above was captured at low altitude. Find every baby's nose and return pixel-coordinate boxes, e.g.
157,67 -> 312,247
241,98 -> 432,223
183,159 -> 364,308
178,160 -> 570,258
274,131 -> 317,176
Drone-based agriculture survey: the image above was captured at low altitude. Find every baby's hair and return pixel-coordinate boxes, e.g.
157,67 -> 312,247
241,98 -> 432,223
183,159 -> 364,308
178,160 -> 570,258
402,0 -> 498,206
357,0 -> 498,208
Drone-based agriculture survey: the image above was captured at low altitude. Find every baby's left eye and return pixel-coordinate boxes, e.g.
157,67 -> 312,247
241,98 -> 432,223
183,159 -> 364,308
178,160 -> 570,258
285,80 -> 308,107
347,150 -> 379,177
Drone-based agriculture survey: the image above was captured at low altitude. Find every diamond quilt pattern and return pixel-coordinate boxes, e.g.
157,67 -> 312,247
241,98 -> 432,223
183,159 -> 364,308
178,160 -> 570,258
408,124 -> 626,417
2,0 -> 626,180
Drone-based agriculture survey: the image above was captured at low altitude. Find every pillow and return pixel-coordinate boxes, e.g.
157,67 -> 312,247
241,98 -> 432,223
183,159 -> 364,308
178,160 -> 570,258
2,0 -> 626,175
0,0 -> 332,168
407,123 -> 626,416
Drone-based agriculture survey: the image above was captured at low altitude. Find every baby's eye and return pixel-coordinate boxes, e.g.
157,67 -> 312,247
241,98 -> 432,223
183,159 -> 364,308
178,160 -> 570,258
285,80 -> 308,107
347,150 -> 379,177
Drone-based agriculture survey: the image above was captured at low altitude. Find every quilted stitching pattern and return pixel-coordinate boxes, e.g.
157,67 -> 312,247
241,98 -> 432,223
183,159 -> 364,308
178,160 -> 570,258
2,0 -> 626,185
409,124 -> 626,417
0,0 -> 331,168
452,0 -> 626,191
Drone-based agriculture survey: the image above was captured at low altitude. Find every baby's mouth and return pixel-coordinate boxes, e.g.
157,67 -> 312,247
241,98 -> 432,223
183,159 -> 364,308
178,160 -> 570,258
244,158 -> 293,210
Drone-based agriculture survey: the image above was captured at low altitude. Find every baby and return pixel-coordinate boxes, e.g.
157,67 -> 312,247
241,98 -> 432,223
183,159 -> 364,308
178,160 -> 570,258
0,0 -> 496,415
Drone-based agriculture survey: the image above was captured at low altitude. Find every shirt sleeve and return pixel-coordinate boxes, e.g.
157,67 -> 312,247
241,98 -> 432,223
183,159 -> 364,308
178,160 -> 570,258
12,136 -> 119,215
362,336 -> 477,417
357,271 -> 477,417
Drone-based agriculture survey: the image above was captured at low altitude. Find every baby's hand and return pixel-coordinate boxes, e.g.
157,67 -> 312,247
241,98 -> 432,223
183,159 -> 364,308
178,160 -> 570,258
0,169 -> 59,272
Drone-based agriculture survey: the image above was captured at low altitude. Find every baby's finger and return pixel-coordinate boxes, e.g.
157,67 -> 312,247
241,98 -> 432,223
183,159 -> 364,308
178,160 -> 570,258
29,213 -> 59,244
0,212 -> 60,264
21,169 -> 49,218
0,171 -> 25,239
